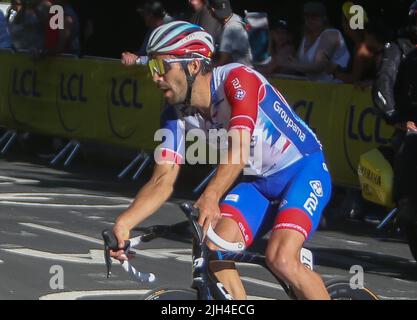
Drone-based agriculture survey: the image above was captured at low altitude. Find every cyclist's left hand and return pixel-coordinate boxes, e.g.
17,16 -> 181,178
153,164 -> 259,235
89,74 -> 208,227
194,193 -> 221,235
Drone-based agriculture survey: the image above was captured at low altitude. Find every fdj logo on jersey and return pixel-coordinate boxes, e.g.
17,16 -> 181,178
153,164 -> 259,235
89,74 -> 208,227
111,78 -> 143,109
11,69 -> 41,98
303,181 -> 323,216
59,74 -> 87,102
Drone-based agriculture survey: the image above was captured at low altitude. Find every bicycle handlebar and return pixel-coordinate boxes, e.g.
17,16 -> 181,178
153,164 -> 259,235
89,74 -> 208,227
102,202 -> 246,284
102,230 -> 156,283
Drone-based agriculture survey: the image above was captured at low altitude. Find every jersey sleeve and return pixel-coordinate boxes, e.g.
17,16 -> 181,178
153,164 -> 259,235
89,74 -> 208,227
154,106 -> 185,165
224,66 -> 263,135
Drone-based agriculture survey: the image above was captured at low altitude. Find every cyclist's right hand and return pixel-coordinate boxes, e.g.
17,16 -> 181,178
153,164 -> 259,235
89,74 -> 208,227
109,223 -> 130,262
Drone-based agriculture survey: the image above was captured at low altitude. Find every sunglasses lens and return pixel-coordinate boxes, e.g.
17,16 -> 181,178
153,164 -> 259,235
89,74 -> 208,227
148,59 -> 166,77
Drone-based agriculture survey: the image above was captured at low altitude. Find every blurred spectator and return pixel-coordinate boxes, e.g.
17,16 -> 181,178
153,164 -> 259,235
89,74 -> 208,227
8,0 -> 43,51
256,19 -> 296,75
121,1 -> 173,66
37,0 -> 80,56
189,0 -> 222,50
363,20 -> 392,67
6,0 -> 23,24
0,10 -> 12,49
327,2 -> 380,84
285,2 -> 350,82
244,11 -> 270,65
208,0 -> 253,67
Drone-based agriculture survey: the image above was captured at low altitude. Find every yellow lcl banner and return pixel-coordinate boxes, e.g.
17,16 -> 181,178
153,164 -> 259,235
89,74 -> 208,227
0,51 -> 394,187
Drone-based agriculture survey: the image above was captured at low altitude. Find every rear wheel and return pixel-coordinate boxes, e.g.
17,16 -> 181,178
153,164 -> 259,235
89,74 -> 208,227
325,279 -> 379,300
143,288 -> 198,300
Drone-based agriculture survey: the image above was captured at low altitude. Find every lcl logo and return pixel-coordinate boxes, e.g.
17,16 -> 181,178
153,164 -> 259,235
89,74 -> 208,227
11,69 -> 41,98
59,74 -> 88,103
110,78 -> 143,109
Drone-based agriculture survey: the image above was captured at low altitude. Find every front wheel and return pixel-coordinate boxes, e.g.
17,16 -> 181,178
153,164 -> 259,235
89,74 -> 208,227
325,278 -> 379,300
143,287 -> 198,300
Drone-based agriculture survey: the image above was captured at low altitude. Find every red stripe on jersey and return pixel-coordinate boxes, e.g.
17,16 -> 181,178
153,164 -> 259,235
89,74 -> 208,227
281,139 -> 292,154
220,203 -> 254,247
224,67 -> 262,135
273,208 -> 313,240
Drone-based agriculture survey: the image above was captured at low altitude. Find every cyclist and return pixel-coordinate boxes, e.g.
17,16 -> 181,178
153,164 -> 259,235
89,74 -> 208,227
110,21 -> 332,300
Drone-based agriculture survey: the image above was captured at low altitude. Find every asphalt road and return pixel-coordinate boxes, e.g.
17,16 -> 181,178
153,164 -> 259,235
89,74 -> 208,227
0,151 -> 416,300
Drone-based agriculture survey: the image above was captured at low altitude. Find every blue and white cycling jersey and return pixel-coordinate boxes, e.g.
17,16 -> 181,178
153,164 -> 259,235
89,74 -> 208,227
156,63 -> 322,177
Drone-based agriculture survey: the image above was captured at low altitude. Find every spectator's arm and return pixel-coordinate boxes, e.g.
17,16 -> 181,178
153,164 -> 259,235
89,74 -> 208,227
372,42 -> 402,124
257,46 -> 295,75
332,46 -> 368,83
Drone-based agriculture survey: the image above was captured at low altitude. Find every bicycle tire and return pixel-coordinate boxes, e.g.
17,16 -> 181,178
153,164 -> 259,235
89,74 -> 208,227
325,278 -> 379,300
143,287 -> 198,300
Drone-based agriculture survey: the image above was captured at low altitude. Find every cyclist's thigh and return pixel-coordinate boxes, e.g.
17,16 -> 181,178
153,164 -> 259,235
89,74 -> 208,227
274,152 -> 332,240
219,182 -> 270,248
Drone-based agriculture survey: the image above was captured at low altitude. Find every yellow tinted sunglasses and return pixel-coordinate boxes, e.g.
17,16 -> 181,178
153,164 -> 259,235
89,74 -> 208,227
148,58 -> 206,77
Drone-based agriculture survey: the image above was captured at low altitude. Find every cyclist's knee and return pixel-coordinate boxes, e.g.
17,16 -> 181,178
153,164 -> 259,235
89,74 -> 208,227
266,247 -> 302,281
266,234 -> 305,281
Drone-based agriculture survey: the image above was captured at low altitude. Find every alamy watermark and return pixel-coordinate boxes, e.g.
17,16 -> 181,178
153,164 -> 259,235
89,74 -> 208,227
349,5 -> 366,30
154,127 -> 265,176
49,5 -> 64,30
349,265 -> 365,290
49,265 -> 64,290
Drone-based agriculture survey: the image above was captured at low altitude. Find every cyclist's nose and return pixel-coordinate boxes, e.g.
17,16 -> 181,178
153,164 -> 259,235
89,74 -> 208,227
152,73 -> 163,83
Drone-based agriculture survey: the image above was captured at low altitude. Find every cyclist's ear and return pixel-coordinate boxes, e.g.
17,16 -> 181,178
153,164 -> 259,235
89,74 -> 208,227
188,59 -> 202,77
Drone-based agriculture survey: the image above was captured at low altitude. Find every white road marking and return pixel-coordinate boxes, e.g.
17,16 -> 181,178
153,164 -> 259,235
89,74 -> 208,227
0,260 -> 4,264
241,277 -> 285,291
0,176 -> 40,185
393,278 -> 416,285
0,193 -> 132,209
247,295 -> 274,300
378,295 -> 412,300
20,223 -> 103,245
1,249 -> 105,264
39,290 -> 151,300
0,230 -> 38,237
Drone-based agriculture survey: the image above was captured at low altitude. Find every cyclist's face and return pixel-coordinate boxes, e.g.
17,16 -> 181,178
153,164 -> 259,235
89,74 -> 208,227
151,55 -> 187,105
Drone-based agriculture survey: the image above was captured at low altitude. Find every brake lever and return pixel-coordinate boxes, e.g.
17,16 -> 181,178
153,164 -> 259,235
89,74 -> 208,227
102,229 -> 130,278
180,202 -> 205,243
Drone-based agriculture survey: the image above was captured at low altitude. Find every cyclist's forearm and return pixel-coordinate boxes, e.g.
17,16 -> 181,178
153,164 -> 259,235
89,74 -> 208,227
115,181 -> 174,230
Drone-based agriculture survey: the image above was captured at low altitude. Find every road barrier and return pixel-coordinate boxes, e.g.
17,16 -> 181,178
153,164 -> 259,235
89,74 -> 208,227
0,51 -> 393,187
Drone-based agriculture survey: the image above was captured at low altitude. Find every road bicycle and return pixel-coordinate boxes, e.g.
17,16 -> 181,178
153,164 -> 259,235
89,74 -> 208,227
102,202 -> 379,300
